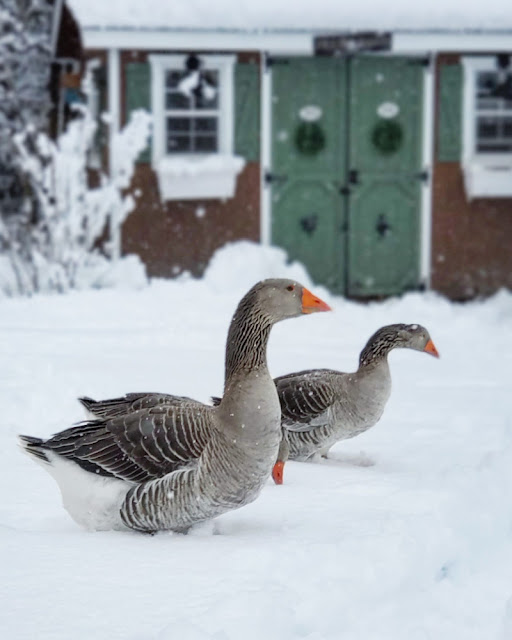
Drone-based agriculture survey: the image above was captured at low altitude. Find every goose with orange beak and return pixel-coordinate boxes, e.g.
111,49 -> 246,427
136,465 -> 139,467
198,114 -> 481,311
20,279 -> 331,532
272,323 -> 439,484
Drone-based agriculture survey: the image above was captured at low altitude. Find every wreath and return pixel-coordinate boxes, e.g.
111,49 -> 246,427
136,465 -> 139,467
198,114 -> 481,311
371,119 -> 404,155
294,122 -> 326,156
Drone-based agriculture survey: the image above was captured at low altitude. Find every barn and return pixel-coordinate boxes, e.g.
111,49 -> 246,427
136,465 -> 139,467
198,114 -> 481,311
68,0 -> 512,300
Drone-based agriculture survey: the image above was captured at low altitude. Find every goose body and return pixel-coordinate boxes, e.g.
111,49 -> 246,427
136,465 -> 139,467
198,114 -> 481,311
278,361 -> 392,461
272,324 -> 439,482
19,279 -> 330,532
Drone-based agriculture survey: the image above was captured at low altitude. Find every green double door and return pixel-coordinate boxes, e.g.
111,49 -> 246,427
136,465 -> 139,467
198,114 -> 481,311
271,56 -> 425,297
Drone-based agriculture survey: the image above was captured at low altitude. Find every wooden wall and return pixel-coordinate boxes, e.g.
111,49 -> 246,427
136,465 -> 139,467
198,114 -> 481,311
122,163 -> 260,278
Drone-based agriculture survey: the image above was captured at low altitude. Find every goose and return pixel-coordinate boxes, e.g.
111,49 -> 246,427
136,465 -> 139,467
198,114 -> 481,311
271,323 -> 439,484
19,279 -> 331,533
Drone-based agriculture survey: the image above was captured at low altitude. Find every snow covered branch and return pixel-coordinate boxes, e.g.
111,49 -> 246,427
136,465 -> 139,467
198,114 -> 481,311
0,43 -> 152,295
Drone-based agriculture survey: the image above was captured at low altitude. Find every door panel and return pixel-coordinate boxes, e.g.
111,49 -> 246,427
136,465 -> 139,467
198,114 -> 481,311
272,179 -> 344,288
348,179 -> 421,295
349,57 -> 423,175
347,57 -> 423,297
271,57 -> 347,294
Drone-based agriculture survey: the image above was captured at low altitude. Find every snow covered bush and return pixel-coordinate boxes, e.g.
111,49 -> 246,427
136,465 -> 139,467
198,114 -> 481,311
0,86 -> 151,294
0,107 -> 151,295
12,105 -> 151,294
0,2 -> 151,296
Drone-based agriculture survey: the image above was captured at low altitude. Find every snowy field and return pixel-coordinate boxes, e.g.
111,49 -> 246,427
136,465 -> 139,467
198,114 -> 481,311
1,242 -> 511,640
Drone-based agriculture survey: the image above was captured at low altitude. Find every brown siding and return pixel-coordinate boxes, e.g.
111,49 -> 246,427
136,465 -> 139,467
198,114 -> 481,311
122,163 -> 260,278
432,54 -> 512,300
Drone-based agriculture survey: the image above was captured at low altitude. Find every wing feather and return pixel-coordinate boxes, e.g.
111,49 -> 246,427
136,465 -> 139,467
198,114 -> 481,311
79,393 -> 195,419
275,369 -> 337,432
43,399 -> 213,482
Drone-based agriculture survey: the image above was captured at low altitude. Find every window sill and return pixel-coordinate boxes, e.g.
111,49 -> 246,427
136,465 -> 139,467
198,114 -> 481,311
463,161 -> 512,199
154,155 -> 245,201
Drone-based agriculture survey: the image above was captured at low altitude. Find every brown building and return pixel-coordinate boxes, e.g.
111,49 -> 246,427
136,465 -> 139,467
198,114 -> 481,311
69,1 -> 512,300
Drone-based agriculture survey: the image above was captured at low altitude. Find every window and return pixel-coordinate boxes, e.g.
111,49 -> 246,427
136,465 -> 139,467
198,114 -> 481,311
149,54 -> 244,200
164,68 -> 220,154
462,56 -> 512,198
474,70 -> 512,153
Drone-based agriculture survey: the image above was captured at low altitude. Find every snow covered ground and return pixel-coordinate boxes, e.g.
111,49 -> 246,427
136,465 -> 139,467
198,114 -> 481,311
1,242 -> 511,640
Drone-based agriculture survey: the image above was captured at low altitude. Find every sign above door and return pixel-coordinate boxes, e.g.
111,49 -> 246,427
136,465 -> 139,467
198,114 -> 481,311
314,32 -> 391,56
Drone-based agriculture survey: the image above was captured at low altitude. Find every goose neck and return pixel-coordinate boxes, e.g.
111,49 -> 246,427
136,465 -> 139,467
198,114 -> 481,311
359,342 -> 392,369
224,306 -> 272,385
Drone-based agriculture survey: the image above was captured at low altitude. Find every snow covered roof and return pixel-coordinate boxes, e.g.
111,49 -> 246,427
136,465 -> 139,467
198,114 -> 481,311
67,0 -> 512,32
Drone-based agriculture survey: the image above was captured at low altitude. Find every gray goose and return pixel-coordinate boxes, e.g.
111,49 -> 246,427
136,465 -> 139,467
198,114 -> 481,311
19,279 -> 331,533
271,323 -> 439,484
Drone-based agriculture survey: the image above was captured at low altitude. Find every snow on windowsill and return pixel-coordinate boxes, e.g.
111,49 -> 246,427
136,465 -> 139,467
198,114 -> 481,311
154,154 -> 245,201
463,161 -> 512,200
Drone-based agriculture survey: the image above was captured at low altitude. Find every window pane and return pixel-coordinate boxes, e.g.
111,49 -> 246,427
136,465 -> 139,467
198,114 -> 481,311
478,97 -> 500,110
195,89 -> 218,109
194,70 -> 219,109
477,71 -> 497,99
195,117 -> 217,132
166,91 -> 190,109
477,71 -> 512,105
477,117 -> 498,139
166,70 -> 186,90
195,136 -> 217,152
167,117 -> 191,132
167,135 -> 192,153
476,116 -> 512,152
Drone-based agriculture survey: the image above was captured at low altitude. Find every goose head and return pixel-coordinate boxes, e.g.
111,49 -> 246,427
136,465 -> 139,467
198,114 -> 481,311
246,278 -> 332,324
393,324 -> 439,357
359,323 -> 439,367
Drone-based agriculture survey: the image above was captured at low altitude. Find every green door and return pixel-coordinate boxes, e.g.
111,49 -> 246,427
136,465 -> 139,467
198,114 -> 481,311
270,56 -> 424,298
347,56 -> 424,296
271,58 -> 347,294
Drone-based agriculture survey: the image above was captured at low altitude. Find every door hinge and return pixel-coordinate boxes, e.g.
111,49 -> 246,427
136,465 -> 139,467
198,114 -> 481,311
264,171 -> 287,184
339,185 -> 351,196
408,55 -> 432,68
265,56 -> 290,69
416,169 -> 429,183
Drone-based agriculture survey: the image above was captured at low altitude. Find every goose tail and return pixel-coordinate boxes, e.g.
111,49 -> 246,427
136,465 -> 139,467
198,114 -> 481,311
18,434 -> 50,464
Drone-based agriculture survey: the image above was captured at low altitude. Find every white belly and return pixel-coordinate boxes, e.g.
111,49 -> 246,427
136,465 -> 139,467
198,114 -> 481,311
44,452 -> 132,531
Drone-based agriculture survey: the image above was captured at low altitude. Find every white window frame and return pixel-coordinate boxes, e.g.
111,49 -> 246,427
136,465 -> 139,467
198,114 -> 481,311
148,54 -> 244,200
462,56 -> 512,199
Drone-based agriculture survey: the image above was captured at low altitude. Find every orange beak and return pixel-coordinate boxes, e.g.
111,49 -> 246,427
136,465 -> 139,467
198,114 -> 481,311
424,339 -> 440,358
301,287 -> 332,314
272,460 -> 285,485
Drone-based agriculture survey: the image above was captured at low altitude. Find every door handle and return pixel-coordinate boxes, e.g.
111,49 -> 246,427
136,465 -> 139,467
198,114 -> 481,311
348,169 -> 359,184
376,213 -> 391,238
300,213 -> 318,236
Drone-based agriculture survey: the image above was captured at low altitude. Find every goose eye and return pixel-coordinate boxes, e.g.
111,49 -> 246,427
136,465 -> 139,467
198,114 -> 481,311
286,285 -> 295,292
